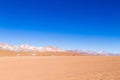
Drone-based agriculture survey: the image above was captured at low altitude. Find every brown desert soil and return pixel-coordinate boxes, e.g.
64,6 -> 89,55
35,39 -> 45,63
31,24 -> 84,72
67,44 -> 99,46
0,56 -> 120,80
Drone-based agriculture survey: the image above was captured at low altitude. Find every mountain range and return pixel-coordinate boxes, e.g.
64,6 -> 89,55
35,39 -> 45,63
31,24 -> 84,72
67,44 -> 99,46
0,42 -> 66,52
0,42 -> 119,56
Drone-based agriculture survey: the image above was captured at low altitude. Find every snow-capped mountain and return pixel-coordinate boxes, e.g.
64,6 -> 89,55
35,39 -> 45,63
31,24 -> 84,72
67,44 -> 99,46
0,42 -> 15,51
66,49 -> 119,56
85,50 -> 120,56
0,42 -> 66,52
40,46 -> 65,52
0,42 -> 119,56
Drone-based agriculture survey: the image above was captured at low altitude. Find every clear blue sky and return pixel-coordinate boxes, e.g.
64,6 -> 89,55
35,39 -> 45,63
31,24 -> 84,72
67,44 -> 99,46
0,0 -> 120,53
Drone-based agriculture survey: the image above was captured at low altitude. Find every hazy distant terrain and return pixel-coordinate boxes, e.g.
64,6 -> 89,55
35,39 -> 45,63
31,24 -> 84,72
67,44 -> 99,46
0,42 -> 119,56
0,50 -> 88,56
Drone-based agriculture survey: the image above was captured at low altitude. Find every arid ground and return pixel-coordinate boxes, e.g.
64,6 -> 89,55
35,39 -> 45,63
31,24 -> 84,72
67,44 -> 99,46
0,56 -> 120,80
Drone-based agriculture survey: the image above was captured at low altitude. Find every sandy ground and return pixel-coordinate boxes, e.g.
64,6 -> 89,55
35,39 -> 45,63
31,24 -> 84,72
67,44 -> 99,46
0,56 -> 120,80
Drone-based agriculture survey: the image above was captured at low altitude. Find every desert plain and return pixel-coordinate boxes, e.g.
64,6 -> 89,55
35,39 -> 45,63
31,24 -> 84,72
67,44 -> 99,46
0,56 -> 120,80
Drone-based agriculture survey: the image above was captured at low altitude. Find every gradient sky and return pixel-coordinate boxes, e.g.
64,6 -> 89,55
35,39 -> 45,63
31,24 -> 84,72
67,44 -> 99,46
0,0 -> 120,53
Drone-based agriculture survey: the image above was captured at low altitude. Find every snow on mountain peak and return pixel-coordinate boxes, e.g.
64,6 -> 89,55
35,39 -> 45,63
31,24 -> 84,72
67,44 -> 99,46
0,42 -> 118,56
0,42 -> 14,51
0,42 -> 66,52
40,46 -> 66,52
20,44 -> 30,48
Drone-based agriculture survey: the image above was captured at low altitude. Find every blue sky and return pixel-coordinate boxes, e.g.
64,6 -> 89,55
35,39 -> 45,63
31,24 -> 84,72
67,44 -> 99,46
0,0 -> 120,53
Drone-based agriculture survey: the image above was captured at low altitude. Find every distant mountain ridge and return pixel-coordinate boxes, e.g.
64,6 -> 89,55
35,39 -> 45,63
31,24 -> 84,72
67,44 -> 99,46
0,42 -> 66,52
0,42 -> 119,56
